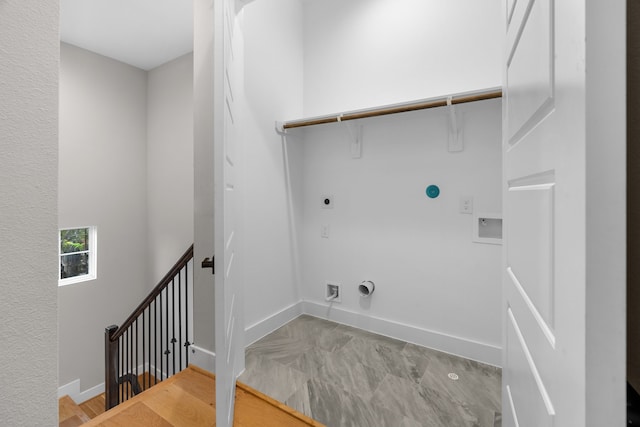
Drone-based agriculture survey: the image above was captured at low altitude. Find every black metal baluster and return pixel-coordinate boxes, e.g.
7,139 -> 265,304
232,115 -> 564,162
125,329 -> 128,400
165,286 -> 169,377
149,304 -> 153,386
185,261 -> 190,366
158,292 -> 164,381
154,299 -> 157,385
171,279 -> 175,376
135,319 -> 138,391
178,270 -> 183,371
129,326 -> 133,399
142,308 -> 146,390
119,337 -> 123,404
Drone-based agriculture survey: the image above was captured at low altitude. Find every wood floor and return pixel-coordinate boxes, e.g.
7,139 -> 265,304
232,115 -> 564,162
61,365 -> 324,427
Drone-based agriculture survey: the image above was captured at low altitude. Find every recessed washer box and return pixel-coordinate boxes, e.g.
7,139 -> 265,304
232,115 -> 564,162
473,212 -> 502,245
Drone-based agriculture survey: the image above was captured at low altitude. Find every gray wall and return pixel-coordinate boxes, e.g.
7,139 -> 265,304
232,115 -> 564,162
147,53 -> 194,284
0,0 -> 59,424
629,0 -> 640,393
193,0 -> 216,353
58,43 -> 149,390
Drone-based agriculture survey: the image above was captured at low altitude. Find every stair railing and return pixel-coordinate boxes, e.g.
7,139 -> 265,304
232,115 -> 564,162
104,244 -> 194,410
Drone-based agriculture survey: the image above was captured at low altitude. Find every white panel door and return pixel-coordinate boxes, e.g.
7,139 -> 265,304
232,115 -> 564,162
503,0 -> 587,426
214,0 -> 245,426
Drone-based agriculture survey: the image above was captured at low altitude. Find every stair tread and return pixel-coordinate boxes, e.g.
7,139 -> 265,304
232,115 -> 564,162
82,365 -> 324,426
78,394 -> 105,419
59,395 -> 91,426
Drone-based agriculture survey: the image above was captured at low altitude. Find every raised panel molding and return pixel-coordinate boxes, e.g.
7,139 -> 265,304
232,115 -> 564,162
506,0 -> 554,146
506,308 -> 555,426
507,0 -> 518,26
507,173 -> 555,331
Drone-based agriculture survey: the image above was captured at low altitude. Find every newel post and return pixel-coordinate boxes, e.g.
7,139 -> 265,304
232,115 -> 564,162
104,325 -> 119,411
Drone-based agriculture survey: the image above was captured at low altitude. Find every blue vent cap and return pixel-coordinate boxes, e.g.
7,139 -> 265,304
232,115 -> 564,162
426,185 -> 440,199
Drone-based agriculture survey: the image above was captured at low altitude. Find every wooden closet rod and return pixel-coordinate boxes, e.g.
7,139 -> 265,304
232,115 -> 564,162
280,88 -> 502,130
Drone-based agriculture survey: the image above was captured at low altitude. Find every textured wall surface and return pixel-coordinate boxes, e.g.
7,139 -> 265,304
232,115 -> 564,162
0,0 -> 59,425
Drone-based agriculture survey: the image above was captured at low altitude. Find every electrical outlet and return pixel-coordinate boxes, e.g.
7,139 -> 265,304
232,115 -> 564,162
325,282 -> 341,303
321,224 -> 330,238
459,196 -> 473,214
321,195 -> 334,209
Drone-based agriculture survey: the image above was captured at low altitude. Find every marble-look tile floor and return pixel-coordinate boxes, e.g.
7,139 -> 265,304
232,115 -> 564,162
239,315 -> 501,427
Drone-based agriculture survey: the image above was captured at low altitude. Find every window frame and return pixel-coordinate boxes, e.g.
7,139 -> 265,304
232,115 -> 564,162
58,226 -> 97,286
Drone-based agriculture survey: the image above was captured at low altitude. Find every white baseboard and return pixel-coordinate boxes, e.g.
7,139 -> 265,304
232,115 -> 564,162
58,379 -> 104,403
190,345 -> 216,374
75,382 -> 105,403
58,379 -> 80,399
57,363 -> 167,404
302,300 -> 501,367
244,301 -> 303,346
59,299 -> 499,403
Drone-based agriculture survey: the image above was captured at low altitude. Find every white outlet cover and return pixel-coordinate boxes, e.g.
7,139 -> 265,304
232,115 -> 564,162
459,196 -> 473,214
321,195 -> 334,209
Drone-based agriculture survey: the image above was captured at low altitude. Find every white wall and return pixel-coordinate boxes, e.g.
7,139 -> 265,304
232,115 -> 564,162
59,43 -> 149,390
302,0 -> 502,117
147,53 -> 194,284
0,1 -> 59,424
236,0 -> 504,364
242,0 -> 305,341
300,100 -> 502,363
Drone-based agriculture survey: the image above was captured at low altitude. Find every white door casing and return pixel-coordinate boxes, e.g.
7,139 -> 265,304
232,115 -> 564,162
214,0 -> 246,426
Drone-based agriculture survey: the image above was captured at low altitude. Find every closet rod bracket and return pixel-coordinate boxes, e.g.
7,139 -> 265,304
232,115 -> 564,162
447,96 -> 464,152
275,121 -> 287,135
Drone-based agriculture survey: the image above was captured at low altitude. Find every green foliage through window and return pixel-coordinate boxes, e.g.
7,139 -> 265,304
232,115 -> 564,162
60,227 -> 95,283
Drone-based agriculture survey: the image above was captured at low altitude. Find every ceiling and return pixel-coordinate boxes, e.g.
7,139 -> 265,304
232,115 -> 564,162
60,0 -> 194,71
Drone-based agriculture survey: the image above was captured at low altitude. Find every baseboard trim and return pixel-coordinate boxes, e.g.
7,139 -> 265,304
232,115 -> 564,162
60,299 -> 499,402
58,379 -> 80,399
302,300 -> 501,367
190,345 -> 216,374
58,379 -> 104,404
244,301 -> 303,346
75,382 -> 105,403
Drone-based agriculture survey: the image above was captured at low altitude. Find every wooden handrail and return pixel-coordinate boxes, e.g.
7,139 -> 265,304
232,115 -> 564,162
110,244 -> 194,341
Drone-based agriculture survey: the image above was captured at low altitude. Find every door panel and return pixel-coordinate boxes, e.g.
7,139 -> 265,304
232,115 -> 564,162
503,0 -> 587,425
214,0 -> 245,426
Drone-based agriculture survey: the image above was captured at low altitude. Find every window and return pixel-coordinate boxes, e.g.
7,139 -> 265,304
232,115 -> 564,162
59,226 -> 97,286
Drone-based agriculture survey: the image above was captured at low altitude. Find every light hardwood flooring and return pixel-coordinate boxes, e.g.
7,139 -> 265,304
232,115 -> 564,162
59,395 -> 91,427
239,315 -> 502,427
76,365 -> 324,427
